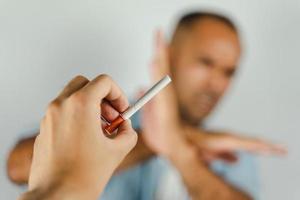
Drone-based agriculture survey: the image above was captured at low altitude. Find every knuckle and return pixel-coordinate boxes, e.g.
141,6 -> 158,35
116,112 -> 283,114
49,98 -> 61,108
69,92 -> 88,108
34,134 -> 41,145
74,75 -> 89,82
47,99 -> 62,115
96,74 -> 111,83
40,116 -> 46,127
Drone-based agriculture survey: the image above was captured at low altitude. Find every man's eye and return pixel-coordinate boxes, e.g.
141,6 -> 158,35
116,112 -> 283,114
197,57 -> 213,68
224,69 -> 235,78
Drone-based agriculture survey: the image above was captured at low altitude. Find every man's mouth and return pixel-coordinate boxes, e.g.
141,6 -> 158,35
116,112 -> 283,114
194,93 -> 217,112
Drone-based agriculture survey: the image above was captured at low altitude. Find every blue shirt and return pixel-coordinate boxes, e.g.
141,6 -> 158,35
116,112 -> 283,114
100,113 -> 260,200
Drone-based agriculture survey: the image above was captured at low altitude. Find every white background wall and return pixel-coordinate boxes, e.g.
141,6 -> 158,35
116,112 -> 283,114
0,0 -> 299,199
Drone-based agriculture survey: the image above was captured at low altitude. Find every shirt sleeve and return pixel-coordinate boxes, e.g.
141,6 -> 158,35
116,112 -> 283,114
210,151 -> 260,200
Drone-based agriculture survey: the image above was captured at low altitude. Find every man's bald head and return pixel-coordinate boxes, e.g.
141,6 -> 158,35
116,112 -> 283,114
169,11 -> 241,125
171,12 -> 239,47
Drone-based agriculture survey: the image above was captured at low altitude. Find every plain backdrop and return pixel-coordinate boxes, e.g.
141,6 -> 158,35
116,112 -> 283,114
0,0 -> 299,199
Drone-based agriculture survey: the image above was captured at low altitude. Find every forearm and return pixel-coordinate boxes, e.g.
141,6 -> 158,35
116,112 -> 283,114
169,143 -> 252,200
116,136 -> 154,173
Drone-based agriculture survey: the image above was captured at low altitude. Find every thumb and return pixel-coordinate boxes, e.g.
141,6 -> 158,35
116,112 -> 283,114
113,120 -> 138,154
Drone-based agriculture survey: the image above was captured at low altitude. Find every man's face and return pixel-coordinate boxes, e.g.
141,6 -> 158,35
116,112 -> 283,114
170,18 -> 241,125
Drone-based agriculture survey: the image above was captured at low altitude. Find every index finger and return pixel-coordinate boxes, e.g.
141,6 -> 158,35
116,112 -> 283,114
150,29 -> 170,82
236,138 -> 287,155
79,74 -> 129,113
223,136 -> 287,156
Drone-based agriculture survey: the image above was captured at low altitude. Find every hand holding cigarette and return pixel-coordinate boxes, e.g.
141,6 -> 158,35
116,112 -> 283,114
20,75 -> 137,200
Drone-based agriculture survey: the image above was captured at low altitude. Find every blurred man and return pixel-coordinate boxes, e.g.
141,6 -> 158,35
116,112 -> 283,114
8,12 -> 285,200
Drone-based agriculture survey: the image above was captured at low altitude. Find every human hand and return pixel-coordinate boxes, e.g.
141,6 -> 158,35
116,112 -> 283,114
20,75 -> 137,200
140,30 -> 188,157
185,127 -> 287,164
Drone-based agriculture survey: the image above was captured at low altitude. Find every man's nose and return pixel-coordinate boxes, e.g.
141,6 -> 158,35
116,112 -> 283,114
207,70 -> 226,94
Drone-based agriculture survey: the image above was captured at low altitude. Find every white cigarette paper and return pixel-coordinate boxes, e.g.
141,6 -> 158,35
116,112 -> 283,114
122,75 -> 172,119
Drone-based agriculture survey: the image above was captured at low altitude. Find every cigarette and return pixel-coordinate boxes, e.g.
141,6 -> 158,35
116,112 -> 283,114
103,75 -> 172,136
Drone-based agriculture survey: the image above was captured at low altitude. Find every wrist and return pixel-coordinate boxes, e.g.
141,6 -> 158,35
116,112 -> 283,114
21,182 -> 100,200
163,125 -> 197,162
167,139 -> 197,166
161,133 -> 187,158
22,169 -> 112,200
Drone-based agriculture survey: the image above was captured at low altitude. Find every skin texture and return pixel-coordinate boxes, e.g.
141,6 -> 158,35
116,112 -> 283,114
138,20 -> 285,200
170,18 -> 241,125
139,27 -> 249,200
19,75 -> 137,200
8,17 -> 286,200
7,136 -> 34,184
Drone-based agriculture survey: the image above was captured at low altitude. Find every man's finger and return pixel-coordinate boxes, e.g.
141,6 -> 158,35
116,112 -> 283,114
101,100 -> 120,123
58,75 -> 89,100
216,152 -> 238,163
150,29 -> 170,82
113,120 -> 138,152
218,136 -> 287,156
79,74 -> 129,113
238,138 -> 287,155
200,150 -> 238,164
